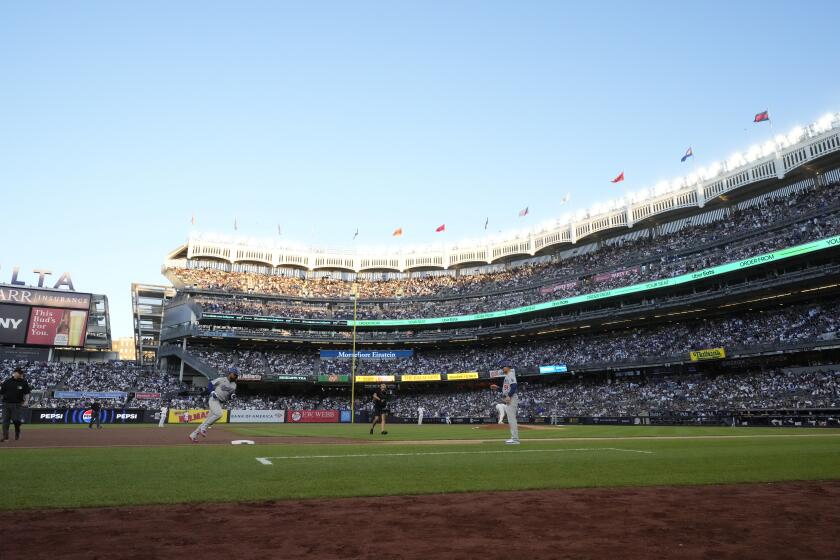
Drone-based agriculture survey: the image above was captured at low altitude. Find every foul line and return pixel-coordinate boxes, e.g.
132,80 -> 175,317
255,447 -> 653,465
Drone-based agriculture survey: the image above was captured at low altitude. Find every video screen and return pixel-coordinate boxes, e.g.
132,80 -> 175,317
26,307 -> 88,348
0,303 -> 30,344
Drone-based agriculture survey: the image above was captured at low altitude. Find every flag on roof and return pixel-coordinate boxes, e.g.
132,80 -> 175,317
191,214 -> 195,226
277,224 -> 282,236
611,172 -> 625,183
392,227 -> 403,237
484,217 -> 489,230
353,228 -> 359,240
234,218 -> 238,231
435,224 -> 445,233
681,147 -> 694,162
754,110 -> 770,123
518,206 -> 529,217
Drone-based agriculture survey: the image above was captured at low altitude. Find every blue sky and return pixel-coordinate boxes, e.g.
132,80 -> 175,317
1,0 -> 839,338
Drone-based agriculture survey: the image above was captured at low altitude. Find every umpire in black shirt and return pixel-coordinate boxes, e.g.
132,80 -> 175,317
1,367 -> 32,442
369,383 -> 390,435
88,400 -> 102,429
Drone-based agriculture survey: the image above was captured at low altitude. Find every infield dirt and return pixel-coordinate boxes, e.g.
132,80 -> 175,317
6,481 -> 839,559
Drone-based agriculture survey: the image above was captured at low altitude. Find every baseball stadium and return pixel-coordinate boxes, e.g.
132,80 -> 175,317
3,110 -> 840,559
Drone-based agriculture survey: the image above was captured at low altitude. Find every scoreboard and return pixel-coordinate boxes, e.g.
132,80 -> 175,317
0,285 -> 92,348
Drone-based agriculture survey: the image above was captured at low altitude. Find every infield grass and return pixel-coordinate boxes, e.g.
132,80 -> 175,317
4,424 -> 840,510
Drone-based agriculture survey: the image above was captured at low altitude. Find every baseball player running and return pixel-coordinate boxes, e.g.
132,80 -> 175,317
189,370 -> 237,442
490,365 -> 519,444
495,402 -> 506,424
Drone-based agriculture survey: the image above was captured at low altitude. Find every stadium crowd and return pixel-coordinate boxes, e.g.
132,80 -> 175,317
156,368 -> 840,418
179,210 -> 840,320
183,299 -> 840,377
386,368 -> 840,418
189,346 -> 315,377
169,180 -> 840,321
0,360 -> 186,409
2,358 -> 837,418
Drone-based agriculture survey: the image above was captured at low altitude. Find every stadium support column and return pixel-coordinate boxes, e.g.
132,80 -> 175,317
696,183 -> 706,208
179,338 -> 186,383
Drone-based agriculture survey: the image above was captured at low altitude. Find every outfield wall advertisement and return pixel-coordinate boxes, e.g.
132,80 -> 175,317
229,410 -> 286,423
30,408 -> 147,424
287,410 -> 340,423
168,409 -> 229,424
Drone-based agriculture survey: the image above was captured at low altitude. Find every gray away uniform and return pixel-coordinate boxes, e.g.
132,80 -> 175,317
191,377 -> 236,438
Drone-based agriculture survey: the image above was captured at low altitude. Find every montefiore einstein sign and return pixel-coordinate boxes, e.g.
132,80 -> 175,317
319,350 -> 413,360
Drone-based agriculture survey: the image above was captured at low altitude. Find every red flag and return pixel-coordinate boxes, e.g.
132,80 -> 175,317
754,110 -> 770,123
392,227 -> 403,237
518,206 -> 529,217
611,172 -> 625,183
435,224 -> 445,232
190,214 -> 195,226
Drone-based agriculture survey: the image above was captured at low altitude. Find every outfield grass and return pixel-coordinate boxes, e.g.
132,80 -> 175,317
4,425 -> 840,510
